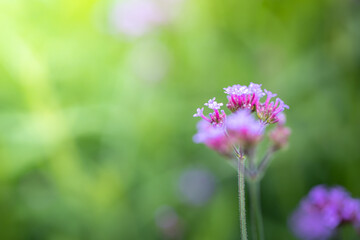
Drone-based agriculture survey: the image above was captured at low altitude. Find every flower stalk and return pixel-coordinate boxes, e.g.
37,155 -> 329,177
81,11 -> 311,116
238,156 -> 248,240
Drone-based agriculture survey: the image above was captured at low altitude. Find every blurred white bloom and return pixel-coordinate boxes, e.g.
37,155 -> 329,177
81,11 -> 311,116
110,0 -> 182,37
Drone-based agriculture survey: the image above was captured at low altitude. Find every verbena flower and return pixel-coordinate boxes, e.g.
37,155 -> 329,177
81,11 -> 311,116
193,83 -> 290,154
290,185 -> 360,240
224,83 -> 265,112
256,90 -> 289,124
193,98 -> 226,127
193,83 -> 291,240
223,83 -> 289,125
226,110 -> 265,146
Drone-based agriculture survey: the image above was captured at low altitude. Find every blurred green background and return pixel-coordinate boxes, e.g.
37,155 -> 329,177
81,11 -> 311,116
0,0 -> 359,239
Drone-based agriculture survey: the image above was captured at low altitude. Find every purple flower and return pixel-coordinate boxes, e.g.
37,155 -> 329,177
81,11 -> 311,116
223,83 -> 289,124
193,98 -> 226,127
342,199 -> 360,222
290,185 -> 360,240
224,83 -> 265,112
226,110 -> 264,146
193,120 -> 232,156
308,185 -> 328,207
193,83 -> 290,156
291,208 -> 335,240
256,90 -> 289,124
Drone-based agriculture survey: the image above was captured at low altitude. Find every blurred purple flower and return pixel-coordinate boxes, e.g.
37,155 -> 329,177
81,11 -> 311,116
290,185 -> 360,240
193,120 -> 231,156
226,110 -> 265,146
110,0 -> 167,37
291,209 -> 335,240
178,168 -> 217,206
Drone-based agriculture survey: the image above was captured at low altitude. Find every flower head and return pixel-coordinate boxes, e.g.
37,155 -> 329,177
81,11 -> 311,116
224,83 -> 265,112
290,185 -> 360,240
193,98 -> 226,127
193,83 -> 290,158
226,110 -> 265,146
256,90 -> 289,124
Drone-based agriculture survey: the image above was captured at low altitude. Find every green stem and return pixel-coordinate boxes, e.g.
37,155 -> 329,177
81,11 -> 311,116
257,147 -> 275,178
238,158 -> 248,240
249,180 -> 264,240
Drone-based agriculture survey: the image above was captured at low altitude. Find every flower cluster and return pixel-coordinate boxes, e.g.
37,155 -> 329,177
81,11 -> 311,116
193,98 -> 226,127
290,185 -> 360,240
256,90 -> 289,124
193,83 -> 290,156
193,83 -> 290,239
223,83 -> 289,124
224,83 -> 265,112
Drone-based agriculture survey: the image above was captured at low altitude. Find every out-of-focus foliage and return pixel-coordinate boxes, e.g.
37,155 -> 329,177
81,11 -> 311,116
0,0 -> 359,239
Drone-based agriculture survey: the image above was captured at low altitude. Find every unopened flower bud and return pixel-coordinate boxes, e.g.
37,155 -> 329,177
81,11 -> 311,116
269,126 -> 291,149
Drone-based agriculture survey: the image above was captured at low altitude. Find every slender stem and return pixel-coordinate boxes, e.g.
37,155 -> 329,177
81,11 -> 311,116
249,180 -> 264,240
246,146 -> 258,180
238,157 -> 248,240
257,147 -> 275,178
230,158 -> 252,178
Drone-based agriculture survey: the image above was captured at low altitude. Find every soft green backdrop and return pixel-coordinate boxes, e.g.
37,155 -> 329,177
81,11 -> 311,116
0,0 -> 359,239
